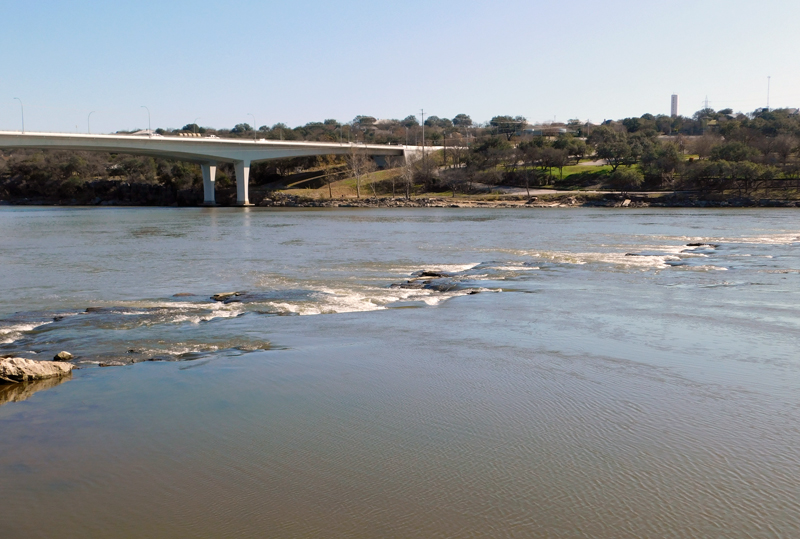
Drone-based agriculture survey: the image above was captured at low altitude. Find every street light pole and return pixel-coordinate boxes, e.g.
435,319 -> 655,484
420,108 -> 425,165
13,98 -> 24,133
194,117 -> 200,134
88,111 -> 95,134
247,113 -> 256,141
141,106 -> 151,136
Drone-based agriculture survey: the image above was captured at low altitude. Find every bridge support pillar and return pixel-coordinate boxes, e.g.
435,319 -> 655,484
201,163 -> 217,205
234,159 -> 253,206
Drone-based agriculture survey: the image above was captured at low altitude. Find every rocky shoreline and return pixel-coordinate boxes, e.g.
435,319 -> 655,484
3,191 -> 798,209
254,193 -> 800,209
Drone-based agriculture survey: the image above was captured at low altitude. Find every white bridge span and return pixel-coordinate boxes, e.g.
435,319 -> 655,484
0,131 -> 422,205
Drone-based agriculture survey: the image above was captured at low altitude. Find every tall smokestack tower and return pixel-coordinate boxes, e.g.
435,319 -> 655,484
671,94 -> 679,118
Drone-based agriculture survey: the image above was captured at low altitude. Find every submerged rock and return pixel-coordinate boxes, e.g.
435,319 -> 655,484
390,282 -> 425,289
54,351 -> 73,361
686,243 -> 719,248
0,357 -> 74,384
416,270 -> 453,278
423,279 -> 460,292
212,292 -> 244,302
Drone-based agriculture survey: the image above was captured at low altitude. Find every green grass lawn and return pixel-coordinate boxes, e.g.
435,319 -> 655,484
559,164 -> 612,177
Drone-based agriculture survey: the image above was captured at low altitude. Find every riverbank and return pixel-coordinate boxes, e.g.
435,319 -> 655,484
3,191 -> 799,208
256,192 -> 800,208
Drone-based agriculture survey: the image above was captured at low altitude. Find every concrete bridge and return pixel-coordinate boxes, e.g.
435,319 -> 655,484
0,131 -> 422,205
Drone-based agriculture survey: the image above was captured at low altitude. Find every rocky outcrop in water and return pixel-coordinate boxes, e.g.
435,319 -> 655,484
0,357 -> 74,384
54,351 -> 73,361
390,270 -> 467,293
212,292 -> 243,302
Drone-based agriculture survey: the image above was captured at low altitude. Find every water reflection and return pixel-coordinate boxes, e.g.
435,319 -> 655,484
0,375 -> 71,407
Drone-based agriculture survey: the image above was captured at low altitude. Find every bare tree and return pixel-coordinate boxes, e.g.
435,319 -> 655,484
440,168 -> 464,197
384,156 -> 405,198
347,146 -> 376,199
689,134 -> 722,158
400,152 -> 420,200
773,134 -> 799,166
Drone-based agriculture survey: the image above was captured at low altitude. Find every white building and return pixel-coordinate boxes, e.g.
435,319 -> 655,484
671,94 -> 679,118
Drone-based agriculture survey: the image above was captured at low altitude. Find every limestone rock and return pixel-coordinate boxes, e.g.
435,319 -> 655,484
54,351 -> 73,361
0,357 -> 74,384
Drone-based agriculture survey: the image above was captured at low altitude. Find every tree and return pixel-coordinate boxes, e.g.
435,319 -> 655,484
568,138 -> 587,163
515,144 -> 543,198
452,114 -> 472,127
609,167 -> 644,193
540,147 -> 568,179
710,141 -> 759,162
353,116 -> 376,126
622,117 -> 642,133
231,123 -> 252,134
468,137 -> 513,170
490,115 -> 526,140
641,141 -> 682,187
439,168 -> 464,197
772,134 -> 799,166
401,115 -> 419,127
629,132 -> 656,164
400,153 -> 420,199
347,147 -> 376,199
690,134 -> 722,158
589,126 -> 632,171
384,156 -> 405,197
424,116 -> 453,129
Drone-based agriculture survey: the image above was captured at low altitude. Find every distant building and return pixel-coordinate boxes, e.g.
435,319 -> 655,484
671,94 -> 679,118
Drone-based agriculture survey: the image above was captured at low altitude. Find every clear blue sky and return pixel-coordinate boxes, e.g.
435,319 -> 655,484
2,0 -> 798,133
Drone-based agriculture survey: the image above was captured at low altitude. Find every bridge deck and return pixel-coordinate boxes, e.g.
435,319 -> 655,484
0,131 -> 425,206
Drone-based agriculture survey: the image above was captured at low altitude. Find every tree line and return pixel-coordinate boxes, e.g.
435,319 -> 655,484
2,107 -> 800,203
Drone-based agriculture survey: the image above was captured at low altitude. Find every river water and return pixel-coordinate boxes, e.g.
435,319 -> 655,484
1,207 -> 799,538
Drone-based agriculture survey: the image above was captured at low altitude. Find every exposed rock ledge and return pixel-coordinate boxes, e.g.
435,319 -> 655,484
0,357 -> 74,384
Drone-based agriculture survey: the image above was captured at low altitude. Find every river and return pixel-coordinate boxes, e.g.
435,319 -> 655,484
1,206 -> 799,538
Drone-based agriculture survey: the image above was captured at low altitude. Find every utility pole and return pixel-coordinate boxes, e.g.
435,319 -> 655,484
141,106 -> 151,136
13,98 -> 24,133
767,76 -> 771,111
248,113 -> 256,141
